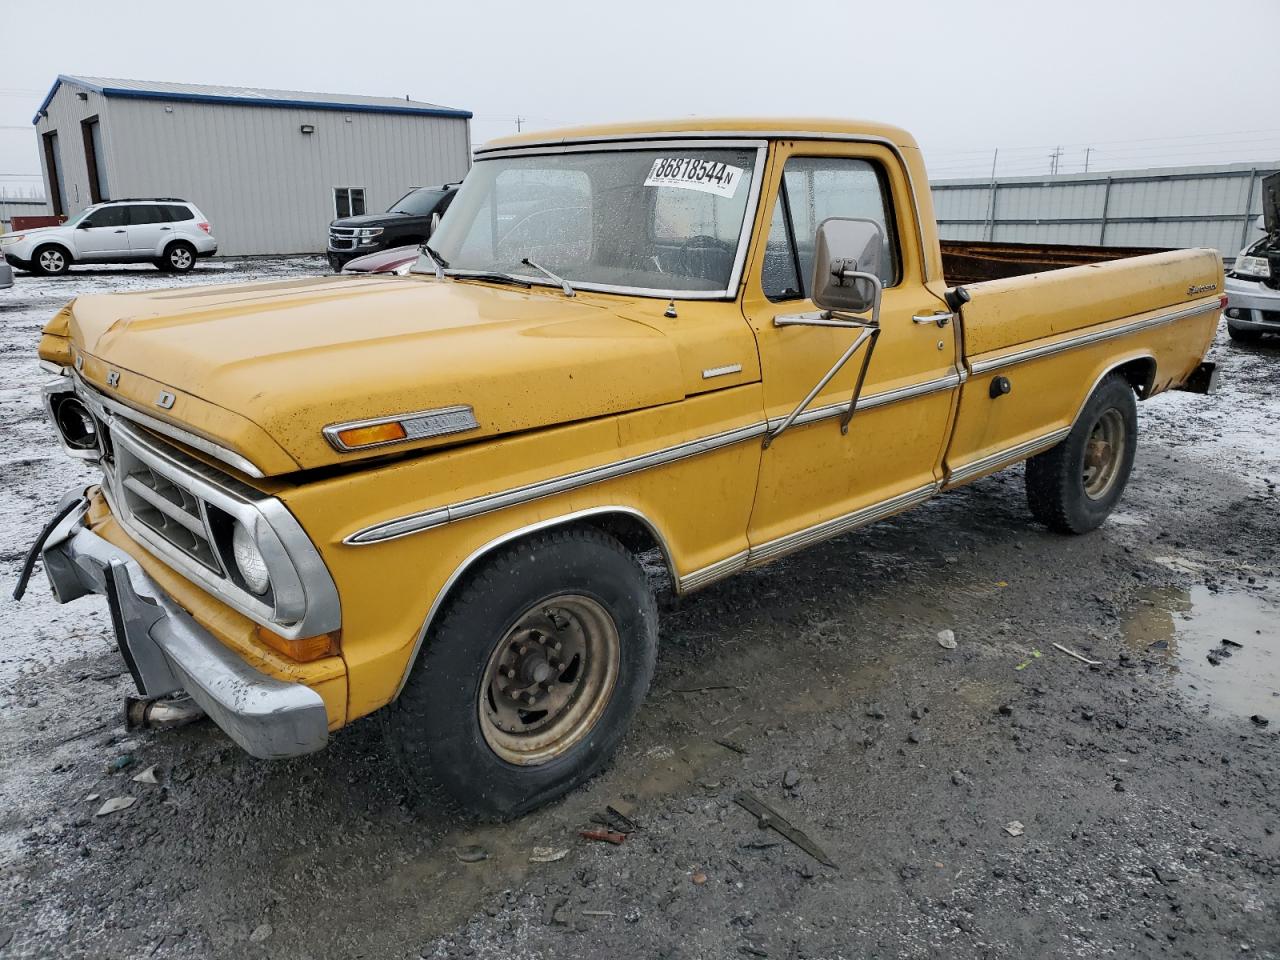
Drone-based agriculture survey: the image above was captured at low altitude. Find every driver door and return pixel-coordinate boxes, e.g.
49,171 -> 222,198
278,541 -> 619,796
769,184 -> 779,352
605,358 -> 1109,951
75,204 -> 131,257
743,142 -> 961,555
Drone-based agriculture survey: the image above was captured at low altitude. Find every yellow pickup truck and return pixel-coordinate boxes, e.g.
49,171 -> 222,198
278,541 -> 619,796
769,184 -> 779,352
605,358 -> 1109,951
24,118 -> 1223,818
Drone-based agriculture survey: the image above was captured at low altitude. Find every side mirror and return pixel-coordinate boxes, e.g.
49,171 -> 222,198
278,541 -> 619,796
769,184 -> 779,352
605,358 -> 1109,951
811,217 -> 884,315
77,221 -> 93,229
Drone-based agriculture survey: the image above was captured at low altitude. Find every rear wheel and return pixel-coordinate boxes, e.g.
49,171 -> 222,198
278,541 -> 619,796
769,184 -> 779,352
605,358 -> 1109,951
158,242 -> 195,273
32,245 -> 70,276
1025,373 -> 1138,534
1227,322 -> 1264,344
383,527 -> 658,819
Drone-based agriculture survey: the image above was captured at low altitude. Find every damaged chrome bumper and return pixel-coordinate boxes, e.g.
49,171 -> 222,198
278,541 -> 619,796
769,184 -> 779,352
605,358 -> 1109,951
40,494 -> 329,759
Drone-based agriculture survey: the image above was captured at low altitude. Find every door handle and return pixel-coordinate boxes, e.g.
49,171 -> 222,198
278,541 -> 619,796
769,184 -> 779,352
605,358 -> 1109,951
113,229 -> 126,234
913,311 -> 952,327
160,226 -> 172,231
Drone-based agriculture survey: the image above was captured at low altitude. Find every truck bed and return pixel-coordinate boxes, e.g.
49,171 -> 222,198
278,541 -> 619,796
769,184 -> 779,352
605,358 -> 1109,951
941,239 -> 1168,286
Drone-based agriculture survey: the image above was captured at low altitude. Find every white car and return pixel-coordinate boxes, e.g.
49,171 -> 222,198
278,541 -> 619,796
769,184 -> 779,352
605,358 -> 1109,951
0,199 -> 217,276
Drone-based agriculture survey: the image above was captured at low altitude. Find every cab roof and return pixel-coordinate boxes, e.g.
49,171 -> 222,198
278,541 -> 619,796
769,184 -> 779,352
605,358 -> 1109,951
478,117 -> 920,153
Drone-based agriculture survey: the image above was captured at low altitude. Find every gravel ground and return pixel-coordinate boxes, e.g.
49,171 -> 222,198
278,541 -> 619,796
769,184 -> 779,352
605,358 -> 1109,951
0,260 -> 1277,959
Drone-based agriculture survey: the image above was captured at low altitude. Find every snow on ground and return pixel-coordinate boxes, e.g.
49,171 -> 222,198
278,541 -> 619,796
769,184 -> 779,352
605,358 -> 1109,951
0,257 -> 327,683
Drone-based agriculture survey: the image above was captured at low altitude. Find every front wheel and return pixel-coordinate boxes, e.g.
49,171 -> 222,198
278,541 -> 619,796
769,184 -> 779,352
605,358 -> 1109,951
383,527 -> 658,819
32,245 -> 70,276
1025,373 -> 1138,534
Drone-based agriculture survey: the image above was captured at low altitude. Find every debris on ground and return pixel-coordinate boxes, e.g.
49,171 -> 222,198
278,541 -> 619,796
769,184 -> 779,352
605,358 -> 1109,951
1014,651 -> 1042,671
107,755 -> 134,773
1003,821 -> 1025,837
714,737 -> 748,755
94,797 -> 136,817
1250,715 -> 1269,727
454,845 -> 489,863
590,802 -> 638,835
1222,638 -> 1244,649
1051,642 -> 1102,665
130,765 -> 159,785
937,629 -> 957,650
734,792 -> 836,868
691,871 -> 708,885
782,769 -> 801,789
579,829 -> 627,846
249,923 -> 272,944
529,846 -> 569,864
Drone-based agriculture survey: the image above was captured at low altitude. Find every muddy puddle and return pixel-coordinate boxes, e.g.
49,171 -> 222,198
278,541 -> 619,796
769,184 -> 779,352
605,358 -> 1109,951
1123,582 -> 1279,721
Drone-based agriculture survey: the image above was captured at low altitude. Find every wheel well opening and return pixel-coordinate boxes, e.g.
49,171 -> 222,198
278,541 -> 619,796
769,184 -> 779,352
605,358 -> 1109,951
578,513 -> 676,594
1113,357 -> 1157,399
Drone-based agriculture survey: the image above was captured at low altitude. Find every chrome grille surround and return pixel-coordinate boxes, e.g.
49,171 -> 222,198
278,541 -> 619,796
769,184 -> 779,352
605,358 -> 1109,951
45,377 -> 341,640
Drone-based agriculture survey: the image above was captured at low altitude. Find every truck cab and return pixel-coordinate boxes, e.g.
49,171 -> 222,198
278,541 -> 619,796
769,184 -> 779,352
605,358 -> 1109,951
28,118 -> 1222,818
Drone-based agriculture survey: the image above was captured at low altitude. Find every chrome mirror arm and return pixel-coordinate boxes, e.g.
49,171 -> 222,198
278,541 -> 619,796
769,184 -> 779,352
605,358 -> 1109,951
764,272 -> 883,448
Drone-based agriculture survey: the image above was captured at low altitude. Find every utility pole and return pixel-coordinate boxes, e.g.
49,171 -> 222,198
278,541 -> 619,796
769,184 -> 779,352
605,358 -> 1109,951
515,116 -> 525,133
1083,147 -> 1094,173
983,148 -> 999,242
1049,146 -> 1064,176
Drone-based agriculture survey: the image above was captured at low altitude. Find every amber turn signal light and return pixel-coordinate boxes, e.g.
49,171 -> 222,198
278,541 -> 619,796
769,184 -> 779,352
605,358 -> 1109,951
255,626 -> 340,662
335,422 -> 407,449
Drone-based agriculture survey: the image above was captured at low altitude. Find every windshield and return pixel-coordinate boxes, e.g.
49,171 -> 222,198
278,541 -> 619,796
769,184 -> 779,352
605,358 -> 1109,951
62,206 -> 98,227
418,145 -> 760,296
388,188 -> 448,217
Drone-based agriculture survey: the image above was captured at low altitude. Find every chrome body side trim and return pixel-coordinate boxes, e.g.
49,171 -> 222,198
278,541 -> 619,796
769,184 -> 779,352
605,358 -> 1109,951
40,510 -> 329,758
392,505 -> 678,699
765,371 -> 962,432
349,370 -> 963,546
746,482 -> 940,568
677,550 -> 749,593
453,140 -> 768,301
476,130 -> 932,281
945,427 -> 1072,488
71,373 -> 266,478
345,420 -> 768,545
322,404 -> 479,452
968,300 -> 1219,376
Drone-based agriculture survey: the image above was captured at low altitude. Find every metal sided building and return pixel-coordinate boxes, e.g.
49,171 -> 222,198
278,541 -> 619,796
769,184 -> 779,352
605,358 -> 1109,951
31,76 -> 473,256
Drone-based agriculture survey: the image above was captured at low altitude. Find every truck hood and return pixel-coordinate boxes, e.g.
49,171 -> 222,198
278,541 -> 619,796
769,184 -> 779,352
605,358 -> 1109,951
59,275 -> 687,476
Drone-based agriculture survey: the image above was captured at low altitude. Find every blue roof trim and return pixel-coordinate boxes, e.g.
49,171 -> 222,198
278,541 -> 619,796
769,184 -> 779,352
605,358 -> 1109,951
33,74 -> 471,123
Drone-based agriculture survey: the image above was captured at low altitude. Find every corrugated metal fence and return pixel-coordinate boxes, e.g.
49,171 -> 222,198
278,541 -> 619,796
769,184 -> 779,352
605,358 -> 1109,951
931,162 -> 1276,259
0,197 -> 50,233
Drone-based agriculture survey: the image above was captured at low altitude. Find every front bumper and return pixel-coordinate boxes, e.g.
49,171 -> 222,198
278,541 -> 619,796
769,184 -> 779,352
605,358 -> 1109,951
1225,275 -> 1280,331
0,260 -> 11,289
41,496 -> 329,759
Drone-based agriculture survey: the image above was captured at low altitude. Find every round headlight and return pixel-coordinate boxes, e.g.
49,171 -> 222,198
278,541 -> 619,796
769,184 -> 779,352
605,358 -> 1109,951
231,522 -> 271,595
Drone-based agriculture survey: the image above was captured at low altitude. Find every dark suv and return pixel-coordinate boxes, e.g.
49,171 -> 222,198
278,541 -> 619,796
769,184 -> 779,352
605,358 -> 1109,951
326,184 -> 458,271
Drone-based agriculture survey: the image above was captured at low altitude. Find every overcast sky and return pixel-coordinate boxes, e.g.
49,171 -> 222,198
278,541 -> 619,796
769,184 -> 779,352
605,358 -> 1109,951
2,0 -> 1278,197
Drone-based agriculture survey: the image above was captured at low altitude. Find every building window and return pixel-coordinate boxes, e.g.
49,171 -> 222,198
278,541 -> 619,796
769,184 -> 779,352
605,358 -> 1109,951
42,130 -> 65,216
81,116 -> 109,203
334,187 -> 366,219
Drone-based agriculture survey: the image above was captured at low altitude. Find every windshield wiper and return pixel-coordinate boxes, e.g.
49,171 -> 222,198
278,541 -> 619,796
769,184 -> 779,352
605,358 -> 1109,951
419,241 -> 449,279
450,271 -> 532,289
521,257 -> 575,297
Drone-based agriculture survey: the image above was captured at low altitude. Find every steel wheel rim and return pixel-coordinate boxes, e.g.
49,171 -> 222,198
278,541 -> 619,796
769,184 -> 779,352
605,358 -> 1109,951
1082,408 -> 1125,499
479,594 -> 620,766
40,250 -> 64,271
171,248 -> 192,268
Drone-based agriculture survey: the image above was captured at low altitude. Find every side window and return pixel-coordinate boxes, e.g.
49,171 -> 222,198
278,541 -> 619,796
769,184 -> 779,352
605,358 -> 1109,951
86,205 -> 128,228
127,205 -> 166,225
334,187 -> 366,219
762,157 -> 899,301
163,204 -> 194,222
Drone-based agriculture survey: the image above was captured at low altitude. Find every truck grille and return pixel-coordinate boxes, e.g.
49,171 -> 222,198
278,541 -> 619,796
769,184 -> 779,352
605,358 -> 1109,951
329,227 -> 357,250
116,441 -> 223,573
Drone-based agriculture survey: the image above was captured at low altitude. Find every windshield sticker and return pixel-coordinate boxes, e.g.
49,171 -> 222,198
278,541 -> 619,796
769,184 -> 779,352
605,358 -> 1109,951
644,158 -> 745,198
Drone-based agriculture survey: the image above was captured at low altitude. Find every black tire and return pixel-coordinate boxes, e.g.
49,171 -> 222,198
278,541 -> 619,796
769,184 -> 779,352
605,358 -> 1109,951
1227,322 -> 1264,344
383,527 -> 658,819
32,244 -> 71,276
1025,373 -> 1138,534
158,241 -> 196,273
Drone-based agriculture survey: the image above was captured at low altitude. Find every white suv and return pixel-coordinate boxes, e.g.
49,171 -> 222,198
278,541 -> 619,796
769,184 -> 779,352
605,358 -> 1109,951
1,199 -> 217,276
